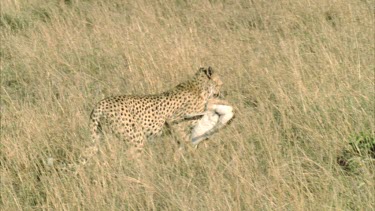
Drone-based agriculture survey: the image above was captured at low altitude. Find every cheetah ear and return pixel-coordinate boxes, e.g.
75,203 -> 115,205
201,66 -> 214,79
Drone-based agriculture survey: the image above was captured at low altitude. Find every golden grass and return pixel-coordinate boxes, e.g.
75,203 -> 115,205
1,0 -> 374,210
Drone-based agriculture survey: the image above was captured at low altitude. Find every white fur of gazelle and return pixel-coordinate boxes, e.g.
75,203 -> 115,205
190,99 -> 234,145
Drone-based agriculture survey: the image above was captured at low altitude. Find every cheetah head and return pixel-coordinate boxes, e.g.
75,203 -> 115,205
195,67 -> 223,98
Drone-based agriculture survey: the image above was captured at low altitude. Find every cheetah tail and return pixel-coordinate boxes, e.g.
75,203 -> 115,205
73,108 -> 103,166
89,108 -> 103,144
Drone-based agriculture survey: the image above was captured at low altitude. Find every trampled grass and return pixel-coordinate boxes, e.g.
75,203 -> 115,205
1,0 -> 374,210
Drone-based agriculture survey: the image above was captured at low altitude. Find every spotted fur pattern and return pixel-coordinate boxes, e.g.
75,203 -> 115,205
88,67 -> 223,158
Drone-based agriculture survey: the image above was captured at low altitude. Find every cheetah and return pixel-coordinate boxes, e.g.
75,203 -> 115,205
88,67 -> 229,158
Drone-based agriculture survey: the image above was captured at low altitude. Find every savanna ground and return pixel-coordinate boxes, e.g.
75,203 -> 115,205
1,0 -> 374,210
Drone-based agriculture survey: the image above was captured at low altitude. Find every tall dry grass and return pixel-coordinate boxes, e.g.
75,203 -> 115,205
1,0 -> 374,210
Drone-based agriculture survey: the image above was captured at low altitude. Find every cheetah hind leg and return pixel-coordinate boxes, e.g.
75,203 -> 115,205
76,111 -> 103,166
114,121 -> 147,160
81,119 -> 146,165
166,119 -> 201,160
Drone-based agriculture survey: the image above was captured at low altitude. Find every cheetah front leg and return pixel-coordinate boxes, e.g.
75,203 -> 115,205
165,120 -> 192,151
